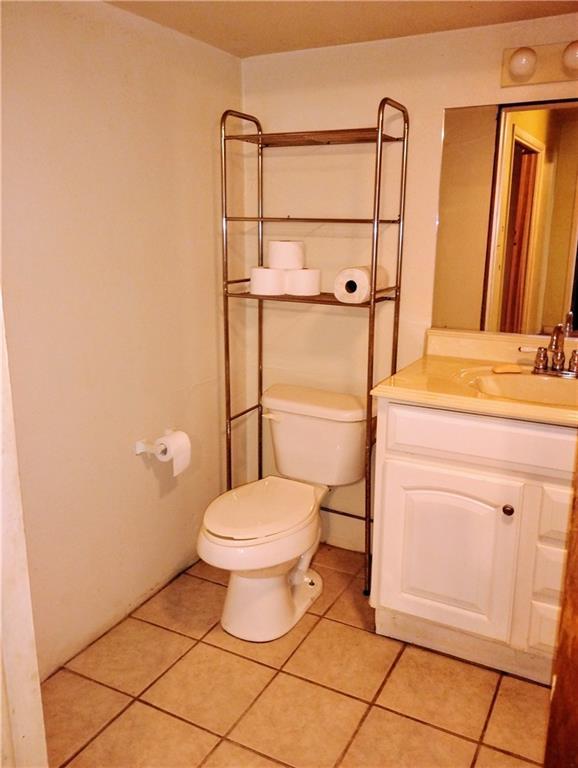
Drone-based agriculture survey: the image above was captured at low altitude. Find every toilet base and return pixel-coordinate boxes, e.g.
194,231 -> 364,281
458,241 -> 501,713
221,567 -> 323,642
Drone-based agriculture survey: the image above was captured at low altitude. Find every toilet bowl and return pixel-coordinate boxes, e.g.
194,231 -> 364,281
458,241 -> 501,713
198,475 -> 327,641
198,384 -> 366,642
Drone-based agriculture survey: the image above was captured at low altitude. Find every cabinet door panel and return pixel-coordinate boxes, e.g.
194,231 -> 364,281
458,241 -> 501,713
379,460 -> 523,641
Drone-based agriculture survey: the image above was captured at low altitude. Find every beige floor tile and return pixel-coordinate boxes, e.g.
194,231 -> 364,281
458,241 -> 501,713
41,669 -> 130,767
186,560 -> 229,586
312,544 -> 364,575
284,618 -> 401,700
65,618 -> 193,696
484,676 -> 550,763
341,707 -> 476,768
325,578 -> 375,631
308,565 -> 354,616
142,643 -> 275,735
203,741 -> 286,767
68,702 -> 218,768
230,672 -> 367,768
377,646 -> 498,739
204,614 -> 318,668
132,574 -> 226,638
475,746 -> 534,768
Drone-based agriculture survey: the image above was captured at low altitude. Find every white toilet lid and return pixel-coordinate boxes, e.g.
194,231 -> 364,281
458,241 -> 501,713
204,476 -> 317,540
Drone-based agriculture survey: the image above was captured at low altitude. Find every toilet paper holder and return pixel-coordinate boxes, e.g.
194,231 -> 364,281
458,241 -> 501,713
135,438 -> 168,457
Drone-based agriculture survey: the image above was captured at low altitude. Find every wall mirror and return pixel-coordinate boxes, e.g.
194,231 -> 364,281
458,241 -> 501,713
432,99 -> 578,335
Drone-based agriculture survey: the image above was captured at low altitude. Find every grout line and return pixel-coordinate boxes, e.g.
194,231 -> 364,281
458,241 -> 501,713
196,738 -> 225,768
199,738 -> 294,768
321,614 -> 376,635
472,674 -> 545,766
373,704 -> 481,747
198,638 -> 284,673
333,641 -> 407,768
137,699 -> 223,739
279,669 -> 387,707
470,673 -> 503,768
130,614 -> 204,641
181,569 -> 229,588
501,669 -> 552,690
476,745 -> 543,766
61,667 -> 138,700
278,613 -> 323,667
58,699 -> 135,767
308,572 -> 357,618
134,640 -> 200,699
216,613 -> 324,755
371,641 -> 407,702
222,669 -> 283,742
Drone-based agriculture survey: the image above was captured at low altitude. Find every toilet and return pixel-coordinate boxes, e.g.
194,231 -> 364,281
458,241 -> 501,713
197,384 -> 365,642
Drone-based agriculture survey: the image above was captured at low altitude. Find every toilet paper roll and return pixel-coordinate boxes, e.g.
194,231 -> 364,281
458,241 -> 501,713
155,431 -> 191,477
250,267 -> 286,295
268,240 -> 305,270
284,268 -> 321,296
333,265 -> 389,304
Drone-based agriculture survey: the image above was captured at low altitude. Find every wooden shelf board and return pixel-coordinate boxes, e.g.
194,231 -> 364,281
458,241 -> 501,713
226,289 -> 397,306
225,127 -> 402,147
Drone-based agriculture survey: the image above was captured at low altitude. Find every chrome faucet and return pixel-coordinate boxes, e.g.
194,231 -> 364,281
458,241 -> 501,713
534,311 -> 576,377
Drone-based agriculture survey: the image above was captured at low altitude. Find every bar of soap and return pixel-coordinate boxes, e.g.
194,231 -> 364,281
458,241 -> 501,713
492,364 -> 523,374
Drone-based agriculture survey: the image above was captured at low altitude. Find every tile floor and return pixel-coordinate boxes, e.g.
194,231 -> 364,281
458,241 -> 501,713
42,545 -> 551,768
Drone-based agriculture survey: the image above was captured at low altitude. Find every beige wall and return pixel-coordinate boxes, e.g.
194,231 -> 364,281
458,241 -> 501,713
433,106 -> 497,330
2,2 -> 241,678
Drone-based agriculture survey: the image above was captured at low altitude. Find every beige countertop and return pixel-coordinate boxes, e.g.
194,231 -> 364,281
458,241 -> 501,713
372,355 -> 578,429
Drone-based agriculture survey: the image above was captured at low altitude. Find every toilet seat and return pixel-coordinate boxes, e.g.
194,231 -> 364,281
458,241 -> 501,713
204,475 -> 319,542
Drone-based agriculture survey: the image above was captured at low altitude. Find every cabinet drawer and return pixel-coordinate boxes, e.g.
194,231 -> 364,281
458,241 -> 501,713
539,485 -> 572,544
386,405 -> 576,476
533,544 -> 566,601
528,601 -> 560,653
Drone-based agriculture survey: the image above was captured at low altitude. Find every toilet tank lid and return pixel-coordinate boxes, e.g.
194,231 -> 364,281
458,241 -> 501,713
262,384 -> 364,422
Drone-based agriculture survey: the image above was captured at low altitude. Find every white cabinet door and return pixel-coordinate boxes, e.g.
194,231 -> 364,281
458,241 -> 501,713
378,460 -> 524,641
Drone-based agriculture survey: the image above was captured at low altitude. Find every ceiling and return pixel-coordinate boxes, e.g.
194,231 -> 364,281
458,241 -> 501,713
112,1 -> 578,58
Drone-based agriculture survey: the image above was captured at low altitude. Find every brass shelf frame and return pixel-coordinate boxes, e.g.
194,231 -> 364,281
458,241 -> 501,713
220,99 -> 409,595
226,216 -> 400,225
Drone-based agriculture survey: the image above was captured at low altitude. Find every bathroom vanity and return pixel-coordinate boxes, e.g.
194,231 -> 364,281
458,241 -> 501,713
370,330 -> 578,684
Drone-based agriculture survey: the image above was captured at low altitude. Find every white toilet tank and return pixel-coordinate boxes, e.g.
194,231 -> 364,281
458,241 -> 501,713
262,384 -> 366,486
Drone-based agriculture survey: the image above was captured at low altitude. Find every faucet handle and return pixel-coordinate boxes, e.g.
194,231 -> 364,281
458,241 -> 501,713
551,348 -> 566,372
565,310 -> 574,336
569,349 -> 578,375
533,346 -> 548,373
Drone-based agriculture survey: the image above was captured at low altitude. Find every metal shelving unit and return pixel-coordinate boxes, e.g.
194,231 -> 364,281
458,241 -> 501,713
220,98 -> 409,594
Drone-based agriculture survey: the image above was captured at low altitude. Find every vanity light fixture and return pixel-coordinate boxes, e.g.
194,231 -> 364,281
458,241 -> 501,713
501,40 -> 578,86
562,40 -> 578,72
508,47 -> 537,79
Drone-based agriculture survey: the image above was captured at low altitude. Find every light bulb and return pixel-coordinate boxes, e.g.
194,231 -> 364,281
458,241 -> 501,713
562,41 -> 578,72
509,47 -> 537,78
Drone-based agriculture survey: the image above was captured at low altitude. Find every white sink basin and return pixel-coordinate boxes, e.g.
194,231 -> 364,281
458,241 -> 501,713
475,372 -> 578,408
